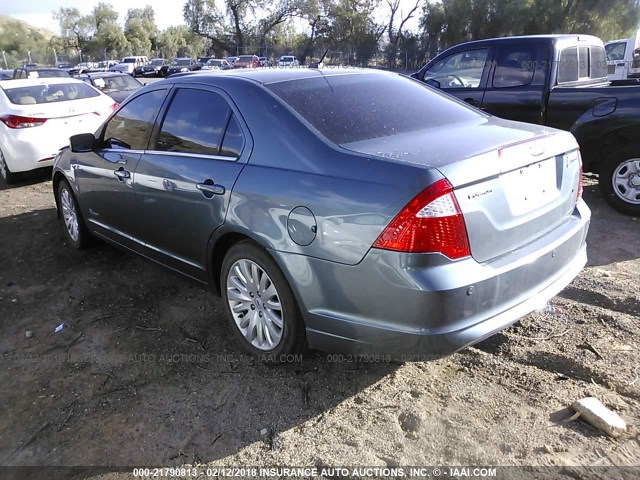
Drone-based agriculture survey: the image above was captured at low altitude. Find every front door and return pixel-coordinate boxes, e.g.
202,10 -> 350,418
73,88 -> 168,247
133,85 -> 248,280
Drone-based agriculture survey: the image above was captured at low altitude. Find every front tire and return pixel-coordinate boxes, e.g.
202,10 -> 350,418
599,145 -> 640,216
221,241 -> 305,358
57,180 -> 90,249
0,148 -> 19,184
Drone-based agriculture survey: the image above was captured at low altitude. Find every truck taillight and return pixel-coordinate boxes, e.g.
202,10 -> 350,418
0,114 -> 47,129
373,178 -> 471,259
577,151 -> 584,203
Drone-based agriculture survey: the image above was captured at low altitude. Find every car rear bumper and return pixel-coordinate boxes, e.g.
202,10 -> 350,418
0,130 -> 63,173
274,201 -> 591,359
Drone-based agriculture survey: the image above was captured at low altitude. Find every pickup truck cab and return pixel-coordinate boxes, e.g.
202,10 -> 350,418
413,34 -> 640,215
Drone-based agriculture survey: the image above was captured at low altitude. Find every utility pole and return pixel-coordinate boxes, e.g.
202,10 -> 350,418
2,51 -> 7,69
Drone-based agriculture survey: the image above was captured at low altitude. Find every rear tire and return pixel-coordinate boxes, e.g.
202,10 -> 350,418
0,148 -> 19,184
599,145 -> 640,216
220,241 -> 306,359
57,179 -> 90,249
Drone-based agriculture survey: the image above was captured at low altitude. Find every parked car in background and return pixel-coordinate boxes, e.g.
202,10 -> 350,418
413,34 -> 640,215
56,62 -> 73,69
75,72 -> 143,103
166,58 -> 198,75
226,56 -> 239,67
83,60 -> 119,73
139,58 -> 167,77
0,70 -> 12,80
13,67 -> 71,79
277,55 -> 299,67
234,55 -> 261,68
605,30 -> 640,80
201,59 -> 232,70
51,69 -> 588,359
0,78 -> 117,183
258,57 -> 272,67
111,56 -> 149,75
197,57 -> 215,69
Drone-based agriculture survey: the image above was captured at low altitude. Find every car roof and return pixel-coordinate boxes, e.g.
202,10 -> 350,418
162,67 -> 380,86
0,77 -> 89,89
445,34 -> 603,49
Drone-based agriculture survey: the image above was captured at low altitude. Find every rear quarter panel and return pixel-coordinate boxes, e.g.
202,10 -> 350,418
215,79 -> 441,266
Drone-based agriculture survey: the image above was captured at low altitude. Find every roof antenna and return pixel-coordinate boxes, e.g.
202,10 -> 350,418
309,49 -> 328,69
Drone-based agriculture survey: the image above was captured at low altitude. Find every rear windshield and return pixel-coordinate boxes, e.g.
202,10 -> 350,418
267,73 -> 484,145
3,83 -> 100,105
238,56 -> 254,62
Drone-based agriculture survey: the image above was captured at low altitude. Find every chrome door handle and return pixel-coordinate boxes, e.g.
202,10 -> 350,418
196,182 -> 225,196
114,169 -> 130,180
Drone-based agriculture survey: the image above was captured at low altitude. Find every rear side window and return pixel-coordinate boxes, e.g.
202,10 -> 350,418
558,46 -> 606,83
4,82 -> 99,105
590,47 -> 608,78
493,45 -> 536,88
103,89 -> 166,150
267,73 -> 484,145
156,88 -> 232,156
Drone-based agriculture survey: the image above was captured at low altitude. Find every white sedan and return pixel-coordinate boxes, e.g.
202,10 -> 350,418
0,77 -> 117,183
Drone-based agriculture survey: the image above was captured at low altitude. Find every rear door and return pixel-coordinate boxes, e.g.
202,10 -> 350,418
421,47 -> 493,109
74,87 -> 168,247
480,42 -> 549,124
133,85 -> 249,280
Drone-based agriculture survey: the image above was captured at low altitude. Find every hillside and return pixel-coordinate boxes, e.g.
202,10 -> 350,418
0,14 -> 57,40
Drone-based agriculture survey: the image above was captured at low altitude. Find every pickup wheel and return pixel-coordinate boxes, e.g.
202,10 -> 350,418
599,145 -> 640,216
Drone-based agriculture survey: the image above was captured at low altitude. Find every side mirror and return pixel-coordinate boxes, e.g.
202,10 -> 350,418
70,133 -> 96,153
425,78 -> 441,89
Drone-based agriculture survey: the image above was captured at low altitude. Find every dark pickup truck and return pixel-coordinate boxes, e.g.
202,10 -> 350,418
412,34 -> 640,215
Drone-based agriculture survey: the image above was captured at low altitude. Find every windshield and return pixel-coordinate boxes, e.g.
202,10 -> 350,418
280,57 -> 294,62
4,83 -> 100,104
122,58 -> 137,63
93,75 -> 142,92
605,41 -> 627,61
174,59 -> 191,66
238,56 -> 254,62
207,60 -> 222,66
150,59 -> 164,66
267,73 -> 483,145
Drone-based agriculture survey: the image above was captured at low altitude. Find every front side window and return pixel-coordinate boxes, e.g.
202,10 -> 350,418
103,89 -> 166,150
493,45 -> 536,88
605,42 -> 626,61
426,49 -> 489,88
156,89 -> 232,156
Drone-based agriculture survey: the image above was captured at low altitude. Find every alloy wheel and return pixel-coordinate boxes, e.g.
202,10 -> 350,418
61,188 -> 80,242
226,259 -> 284,351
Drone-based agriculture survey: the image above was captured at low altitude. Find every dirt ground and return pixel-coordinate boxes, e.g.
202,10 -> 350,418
0,171 -> 639,476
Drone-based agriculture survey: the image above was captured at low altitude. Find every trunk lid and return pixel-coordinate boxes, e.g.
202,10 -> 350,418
342,118 -> 581,263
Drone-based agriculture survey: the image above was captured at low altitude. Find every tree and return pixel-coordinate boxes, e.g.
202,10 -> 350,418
386,0 -> 420,67
54,7 -> 90,54
125,7 -> 159,56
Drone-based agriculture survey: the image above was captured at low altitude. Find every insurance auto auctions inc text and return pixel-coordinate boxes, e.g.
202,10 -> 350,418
255,467 -> 497,477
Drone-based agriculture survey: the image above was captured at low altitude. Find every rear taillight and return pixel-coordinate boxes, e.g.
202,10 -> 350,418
0,114 -> 47,129
110,102 -> 119,113
373,178 -> 471,259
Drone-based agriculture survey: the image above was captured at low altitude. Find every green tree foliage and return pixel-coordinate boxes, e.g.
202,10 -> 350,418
0,16 -> 53,67
420,0 -> 640,59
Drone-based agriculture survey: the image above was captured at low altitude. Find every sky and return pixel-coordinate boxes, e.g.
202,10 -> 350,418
1,0 -> 421,35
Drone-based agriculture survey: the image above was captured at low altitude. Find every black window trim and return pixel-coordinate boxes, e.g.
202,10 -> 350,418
147,84 -> 247,161
491,43 -> 537,89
